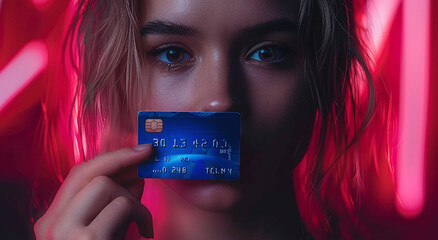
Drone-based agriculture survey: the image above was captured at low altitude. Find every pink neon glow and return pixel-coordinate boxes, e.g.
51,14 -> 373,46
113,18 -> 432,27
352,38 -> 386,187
367,0 -> 401,55
32,0 -> 50,6
396,0 -> 430,218
0,41 -> 48,111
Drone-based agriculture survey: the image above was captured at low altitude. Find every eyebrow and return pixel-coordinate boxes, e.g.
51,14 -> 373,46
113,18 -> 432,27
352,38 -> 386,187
140,18 -> 297,37
141,20 -> 196,36
242,18 -> 298,35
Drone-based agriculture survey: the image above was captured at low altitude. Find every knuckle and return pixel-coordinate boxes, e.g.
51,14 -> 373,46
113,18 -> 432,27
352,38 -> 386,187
34,217 -> 47,235
50,223 -> 67,240
92,151 -> 113,162
84,176 -> 115,200
91,175 -> 113,186
113,196 -> 133,210
76,229 -> 96,240
49,217 -> 78,240
69,163 -> 85,176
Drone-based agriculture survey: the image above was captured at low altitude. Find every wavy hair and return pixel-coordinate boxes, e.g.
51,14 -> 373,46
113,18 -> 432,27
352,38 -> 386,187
294,0 -> 393,238
36,0 -> 394,238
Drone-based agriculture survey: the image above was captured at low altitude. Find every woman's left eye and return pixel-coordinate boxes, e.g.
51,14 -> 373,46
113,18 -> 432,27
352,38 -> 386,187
247,45 -> 289,64
153,47 -> 192,64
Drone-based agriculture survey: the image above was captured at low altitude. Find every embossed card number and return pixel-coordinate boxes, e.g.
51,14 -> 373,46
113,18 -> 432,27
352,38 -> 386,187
137,111 -> 241,180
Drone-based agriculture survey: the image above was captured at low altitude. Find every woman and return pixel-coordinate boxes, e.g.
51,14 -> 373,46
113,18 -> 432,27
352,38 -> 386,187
34,0 -> 392,239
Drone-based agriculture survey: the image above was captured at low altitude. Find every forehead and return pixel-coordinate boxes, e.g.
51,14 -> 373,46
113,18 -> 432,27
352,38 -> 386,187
139,0 -> 299,32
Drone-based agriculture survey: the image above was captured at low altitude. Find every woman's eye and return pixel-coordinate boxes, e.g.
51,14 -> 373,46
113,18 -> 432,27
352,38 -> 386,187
248,46 -> 288,64
154,47 -> 192,64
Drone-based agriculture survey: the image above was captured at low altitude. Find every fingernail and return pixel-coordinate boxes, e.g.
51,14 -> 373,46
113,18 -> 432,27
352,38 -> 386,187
133,143 -> 152,151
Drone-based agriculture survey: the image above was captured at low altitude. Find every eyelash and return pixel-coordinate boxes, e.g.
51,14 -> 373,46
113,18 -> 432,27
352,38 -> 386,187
148,42 -> 291,71
246,44 -> 290,64
148,44 -> 194,70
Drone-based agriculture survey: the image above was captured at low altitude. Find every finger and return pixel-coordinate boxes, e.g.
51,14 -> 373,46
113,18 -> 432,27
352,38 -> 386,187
76,144 -> 153,182
89,196 -> 153,239
111,165 -> 140,184
49,144 -> 152,215
111,165 -> 145,199
122,178 -> 145,200
57,176 -> 140,227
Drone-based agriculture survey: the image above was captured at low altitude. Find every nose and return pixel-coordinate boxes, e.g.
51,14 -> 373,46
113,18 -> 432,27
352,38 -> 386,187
192,51 -> 234,112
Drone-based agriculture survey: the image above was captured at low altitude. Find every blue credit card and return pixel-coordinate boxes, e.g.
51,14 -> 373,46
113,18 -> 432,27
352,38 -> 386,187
138,111 -> 241,180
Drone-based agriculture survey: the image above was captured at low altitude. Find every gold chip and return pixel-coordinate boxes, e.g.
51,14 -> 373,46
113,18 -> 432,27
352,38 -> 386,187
145,119 -> 163,133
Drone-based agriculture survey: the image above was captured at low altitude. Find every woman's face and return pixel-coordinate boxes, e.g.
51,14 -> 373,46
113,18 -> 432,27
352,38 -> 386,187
139,0 -> 315,210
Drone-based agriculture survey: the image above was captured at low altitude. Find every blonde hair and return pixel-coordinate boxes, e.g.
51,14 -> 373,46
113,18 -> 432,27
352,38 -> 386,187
40,0 -> 395,238
70,0 -> 145,159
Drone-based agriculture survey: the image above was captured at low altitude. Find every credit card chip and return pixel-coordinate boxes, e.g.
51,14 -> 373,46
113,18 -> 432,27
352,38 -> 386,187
145,119 -> 163,133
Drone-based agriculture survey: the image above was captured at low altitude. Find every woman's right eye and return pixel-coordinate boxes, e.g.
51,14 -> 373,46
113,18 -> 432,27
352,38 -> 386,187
152,46 -> 192,64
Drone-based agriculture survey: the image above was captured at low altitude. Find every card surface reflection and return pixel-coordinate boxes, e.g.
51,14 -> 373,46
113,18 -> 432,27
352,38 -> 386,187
138,111 -> 241,180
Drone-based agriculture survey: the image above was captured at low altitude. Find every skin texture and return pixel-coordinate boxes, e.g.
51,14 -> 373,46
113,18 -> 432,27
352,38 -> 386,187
34,145 -> 155,239
35,0 -> 316,239
140,0 -> 314,211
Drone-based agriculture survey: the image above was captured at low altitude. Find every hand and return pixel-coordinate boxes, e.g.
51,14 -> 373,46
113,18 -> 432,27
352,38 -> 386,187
34,144 -> 154,240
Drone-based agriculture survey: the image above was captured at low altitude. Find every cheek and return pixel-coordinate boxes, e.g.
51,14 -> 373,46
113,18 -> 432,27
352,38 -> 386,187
246,69 -> 306,130
243,69 -> 315,173
143,70 -> 194,111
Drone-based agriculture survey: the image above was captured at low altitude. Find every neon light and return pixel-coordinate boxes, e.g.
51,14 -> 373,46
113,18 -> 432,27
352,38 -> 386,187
32,0 -> 50,6
367,0 -> 402,55
0,41 -> 48,111
396,0 -> 430,218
